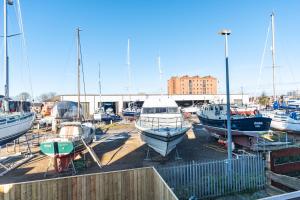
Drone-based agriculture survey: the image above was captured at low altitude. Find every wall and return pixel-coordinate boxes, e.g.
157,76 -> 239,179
0,167 -> 178,200
60,94 -> 249,114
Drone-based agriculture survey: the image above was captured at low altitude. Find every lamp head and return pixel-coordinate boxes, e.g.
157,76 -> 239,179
218,29 -> 231,35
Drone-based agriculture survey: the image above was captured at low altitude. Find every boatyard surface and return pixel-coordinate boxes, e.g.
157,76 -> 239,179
0,118 -> 228,184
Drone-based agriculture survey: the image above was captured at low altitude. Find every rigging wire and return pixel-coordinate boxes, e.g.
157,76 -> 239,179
254,21 -> 271,97
15,0 -> 34,101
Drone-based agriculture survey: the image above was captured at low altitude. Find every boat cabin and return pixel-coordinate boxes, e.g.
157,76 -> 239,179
59,122 -> 84,139
200,104 -> 228,119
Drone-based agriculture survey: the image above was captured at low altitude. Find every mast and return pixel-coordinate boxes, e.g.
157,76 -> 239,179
77,28 -> 81,120
271,12 -> 276,100
4,0 -> 9,97
98,63 -> 102,109
127,38 -> 131,102
158,55 -> 162,96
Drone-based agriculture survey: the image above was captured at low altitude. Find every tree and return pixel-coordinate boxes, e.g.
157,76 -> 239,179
16,92 -> 31,101
258,92 -> 269,107
38,92 -> 57,102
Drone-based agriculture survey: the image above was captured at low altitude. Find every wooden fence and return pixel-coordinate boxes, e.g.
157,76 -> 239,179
0,167 -> 178,200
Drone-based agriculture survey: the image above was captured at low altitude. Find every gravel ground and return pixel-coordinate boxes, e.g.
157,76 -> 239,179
0,119 -> 228,184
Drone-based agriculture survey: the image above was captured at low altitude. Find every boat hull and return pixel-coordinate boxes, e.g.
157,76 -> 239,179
198,116 -> 271,137
0,113 -> 35,146
271,118 -> 300,133
139,129 -> 187,157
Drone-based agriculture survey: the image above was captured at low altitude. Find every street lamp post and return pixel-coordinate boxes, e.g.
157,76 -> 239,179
219,29 -> 232,162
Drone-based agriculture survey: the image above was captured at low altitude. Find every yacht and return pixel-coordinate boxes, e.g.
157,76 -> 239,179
266,110 -> 300,133
135,97 -> 191,157
197,104 -> 271,137
0,0 -> 35,146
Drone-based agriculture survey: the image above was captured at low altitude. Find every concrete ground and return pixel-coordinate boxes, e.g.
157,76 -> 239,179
0,119 -> 228,184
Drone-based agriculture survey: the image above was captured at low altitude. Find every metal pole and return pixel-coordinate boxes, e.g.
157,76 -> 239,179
158,55 -> 163,96
271,12 -> 276,101
77,28 -> 81,121
219,29 -> 232,178
224,31 -> 232,161
98,63 -> 102,109
127,38 -> 131,102
4,0 -> 9,97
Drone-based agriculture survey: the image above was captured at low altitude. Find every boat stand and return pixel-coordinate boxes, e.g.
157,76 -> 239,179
0,133 -> 34,176
44,158 -> 77,178
144,147 -> 152,161
175,148 -> 182,160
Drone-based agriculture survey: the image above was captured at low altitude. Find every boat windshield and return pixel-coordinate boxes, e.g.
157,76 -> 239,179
142,107 -> 178,114
59,125 -> 83,138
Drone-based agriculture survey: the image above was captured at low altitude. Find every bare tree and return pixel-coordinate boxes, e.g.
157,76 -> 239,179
38,92 -> 57,102
16,92 -> 31,101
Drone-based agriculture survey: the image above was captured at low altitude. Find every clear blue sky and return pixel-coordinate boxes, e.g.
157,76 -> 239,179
1,0 -> 300,98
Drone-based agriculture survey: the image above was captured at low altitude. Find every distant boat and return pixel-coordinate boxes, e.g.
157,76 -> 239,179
181,104 -> 200,114
0,0 -> 35,146
135,97 -> 191,156
265,110 -> 300,133
122,102 -> 141,117
40,28 -> 95,172
197,104 -> 271,137
122,38 -> 141,118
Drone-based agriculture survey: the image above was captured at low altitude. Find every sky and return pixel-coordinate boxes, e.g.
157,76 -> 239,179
1,0 -> 300,99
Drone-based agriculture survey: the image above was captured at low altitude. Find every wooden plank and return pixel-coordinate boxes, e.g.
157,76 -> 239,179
90,174 -> 96,200
72,176 -> 77,200
267,171 -> 300,190
20,182 -> 26,200
0,185 -> 4,200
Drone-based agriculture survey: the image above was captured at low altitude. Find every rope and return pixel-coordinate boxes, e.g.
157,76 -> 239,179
15,0 -> 34,101
255,21 -> 271,97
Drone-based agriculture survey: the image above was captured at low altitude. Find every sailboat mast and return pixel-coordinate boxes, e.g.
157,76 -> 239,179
158,55 -> 162,96
127,38 -> 131,102
4,0 -> 9,97
98,63 -> 102,108
77,28 -> 81,120
271,12 -> 276,100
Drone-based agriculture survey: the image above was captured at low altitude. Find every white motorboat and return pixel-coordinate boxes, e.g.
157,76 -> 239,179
266,110 -> 300,133
135,97 -> 191,157
181,104 -> 200,114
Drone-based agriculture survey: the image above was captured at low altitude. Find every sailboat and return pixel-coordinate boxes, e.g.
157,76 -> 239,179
93,64 -> 121,122
122,38 -> 141,117
0,0 -> 35,146
261,13 -> 300,133
40,28 -> 95,172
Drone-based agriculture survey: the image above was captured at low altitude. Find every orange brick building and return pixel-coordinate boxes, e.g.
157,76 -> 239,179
168,75 -> 218,95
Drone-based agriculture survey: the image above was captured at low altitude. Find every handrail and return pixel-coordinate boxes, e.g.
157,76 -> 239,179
137,115 -> 189,130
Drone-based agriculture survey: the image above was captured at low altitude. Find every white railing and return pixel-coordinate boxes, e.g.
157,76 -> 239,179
137,116 -> 190,131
